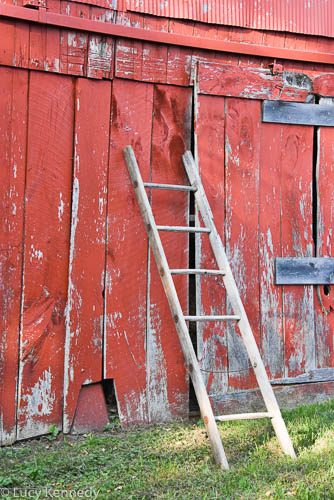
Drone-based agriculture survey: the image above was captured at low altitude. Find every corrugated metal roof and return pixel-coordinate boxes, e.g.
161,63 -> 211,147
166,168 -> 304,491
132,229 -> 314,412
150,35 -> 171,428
120,0 -> 334,38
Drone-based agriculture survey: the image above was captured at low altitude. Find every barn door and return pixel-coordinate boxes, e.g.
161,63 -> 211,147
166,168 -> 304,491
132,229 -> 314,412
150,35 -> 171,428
195,90 -> 333,412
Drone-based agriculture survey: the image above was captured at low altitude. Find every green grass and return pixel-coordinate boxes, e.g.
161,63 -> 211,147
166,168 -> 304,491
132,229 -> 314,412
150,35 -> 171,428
1,400 -> 333,499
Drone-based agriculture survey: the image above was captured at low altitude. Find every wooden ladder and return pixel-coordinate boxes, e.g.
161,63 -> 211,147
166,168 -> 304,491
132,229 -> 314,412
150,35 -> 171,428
124,145 -> 296,470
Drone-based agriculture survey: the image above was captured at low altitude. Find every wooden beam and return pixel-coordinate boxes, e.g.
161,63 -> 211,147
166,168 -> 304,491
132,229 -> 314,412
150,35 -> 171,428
263,101 -> 334,126
270,368 -> 334,385
276,257 -> 334,285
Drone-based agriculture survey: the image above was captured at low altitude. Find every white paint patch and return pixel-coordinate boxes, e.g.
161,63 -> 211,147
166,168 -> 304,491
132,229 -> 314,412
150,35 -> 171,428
22,369 -> 55,417
147,303 -> 172,422
30,244 -> 43,263
58,192 -> 64,222
99,197 -> 104,215
64,174 -> 80,433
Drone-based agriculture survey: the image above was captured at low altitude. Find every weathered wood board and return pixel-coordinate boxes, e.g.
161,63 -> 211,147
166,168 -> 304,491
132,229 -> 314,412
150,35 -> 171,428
225,98 -> 261,391
0,67 -> 28,445
276,258 -> 334,285
279,124 -> 315,378
63,78 -> 111,433
105,78 -> 153,425
16,72 -> 74,440
315,97 -> 334,369
263,101 -> 334,126
195,94 -> 228,396
198,62 -> 311,101
148,84 -> 191,421
259,122 -> 284,379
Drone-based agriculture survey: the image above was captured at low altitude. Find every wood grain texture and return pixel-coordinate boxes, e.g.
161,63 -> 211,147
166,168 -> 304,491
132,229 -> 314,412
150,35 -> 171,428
313,74 -> 334,97
280,124 -> 315,378
17,72 -> 74,440
195,94 -> 228,397
148,84 -> 191,421
225,98 -> 261,391
315,97 -> 334,369
63,78 -> 111,433
0,67 -> 28,445
198,62 -> 310,102
276,258 -> 334,285
259,122 -> 284,380
263,101 -> 334,126
211,380 -> 334,415
105,78 -> 153,425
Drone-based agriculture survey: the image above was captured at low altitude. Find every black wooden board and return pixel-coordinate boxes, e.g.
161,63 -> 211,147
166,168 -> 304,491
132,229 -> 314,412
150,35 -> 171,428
262,101 -> 334,126
276,257 -> 334,285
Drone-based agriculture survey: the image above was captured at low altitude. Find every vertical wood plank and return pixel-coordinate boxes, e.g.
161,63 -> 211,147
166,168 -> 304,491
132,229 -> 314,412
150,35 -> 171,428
149,84 -> 191,420
63,78 -> 111,433
225,98 -> 261,390
0,21 -> 15,67
259,123 -> 284,379
17,72 -> 74,439
0,68 -> 28,445
315,97 -> 334,369
196,94 -> 228,396
105,78 -> 153,425
281,125 -> 315,378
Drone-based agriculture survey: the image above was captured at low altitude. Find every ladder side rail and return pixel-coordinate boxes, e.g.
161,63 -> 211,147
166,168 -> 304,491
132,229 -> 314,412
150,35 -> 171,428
182,151 -> 296,459
123,146 -> 229,469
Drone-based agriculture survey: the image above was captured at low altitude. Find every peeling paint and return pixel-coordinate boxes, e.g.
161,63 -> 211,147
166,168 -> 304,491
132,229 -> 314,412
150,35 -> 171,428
22,369 -> 55,417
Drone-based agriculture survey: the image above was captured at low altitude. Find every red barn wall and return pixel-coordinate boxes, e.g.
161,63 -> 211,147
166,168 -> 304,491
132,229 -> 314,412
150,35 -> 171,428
1,0 -> 334,444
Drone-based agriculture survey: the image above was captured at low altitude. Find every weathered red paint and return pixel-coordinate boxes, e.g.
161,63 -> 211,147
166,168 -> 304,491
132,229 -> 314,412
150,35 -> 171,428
149,84 -> 191,420
1,1 -> 334,444
0,67 -> 28,445
71,383 -> 109,434
225,98 -> 261,391
280,126 -> 315,378
1,4 -> 334,64
259,123 -> 284,380
105,78 -> 153,425
313,75 -> 334,97
198,62 -> 310,102
17,72 -> 73,440
196,94 -> 228,396
63,78 -> 111,434
315,109 -> 334,368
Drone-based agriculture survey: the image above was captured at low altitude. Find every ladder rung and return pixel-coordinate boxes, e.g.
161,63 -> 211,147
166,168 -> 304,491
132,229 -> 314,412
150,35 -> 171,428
184,315 -> 240,322
171,269 -> 225,276
157,225 -> 210,233
143,182 -> 197,192
215,412 -> 272,422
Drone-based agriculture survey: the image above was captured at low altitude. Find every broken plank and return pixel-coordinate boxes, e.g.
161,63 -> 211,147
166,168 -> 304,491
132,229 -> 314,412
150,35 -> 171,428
63,78 -> 111,434
262,101 -> 334,126
276,257 -> 334,285
105,78 -> 153,425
